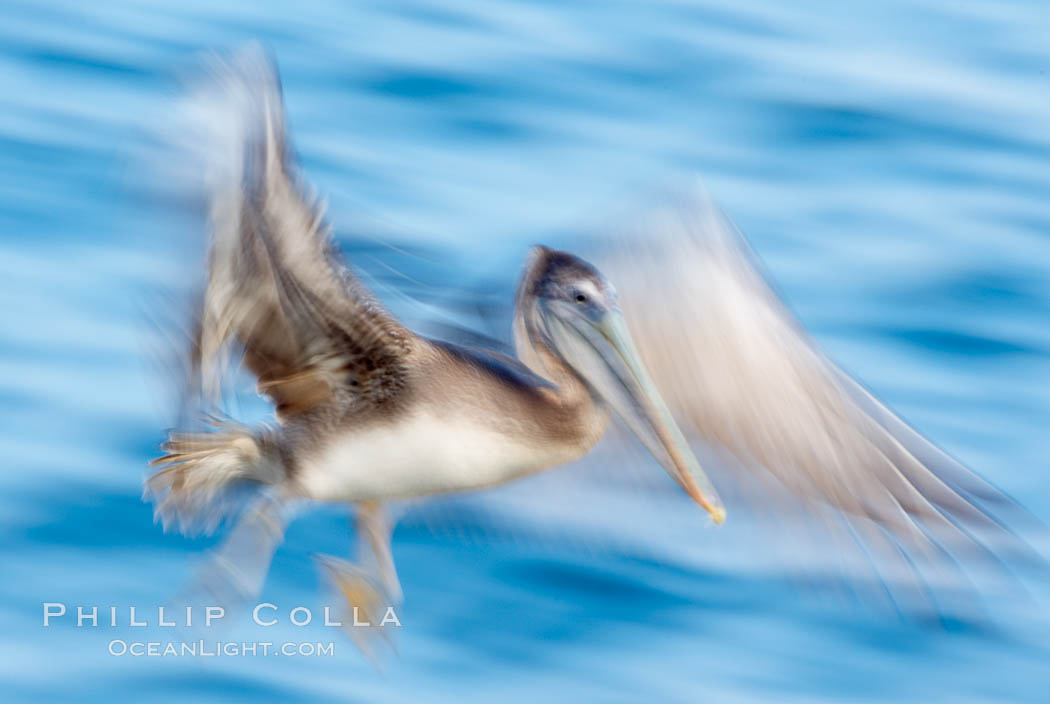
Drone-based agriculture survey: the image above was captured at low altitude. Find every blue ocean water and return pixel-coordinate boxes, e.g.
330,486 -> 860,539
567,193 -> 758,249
1,1 -> 1049,702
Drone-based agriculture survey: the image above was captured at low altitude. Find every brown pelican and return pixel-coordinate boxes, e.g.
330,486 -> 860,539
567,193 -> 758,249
147,50 -> 1034,652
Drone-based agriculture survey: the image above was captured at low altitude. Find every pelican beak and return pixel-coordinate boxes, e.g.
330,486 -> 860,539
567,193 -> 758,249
545,303 -> 725,524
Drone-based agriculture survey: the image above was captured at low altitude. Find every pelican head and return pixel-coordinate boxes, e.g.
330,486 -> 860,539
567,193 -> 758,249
518,247 -> 725,524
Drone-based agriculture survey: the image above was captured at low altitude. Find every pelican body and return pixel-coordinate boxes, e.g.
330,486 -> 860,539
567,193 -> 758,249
295,334 -> 604,503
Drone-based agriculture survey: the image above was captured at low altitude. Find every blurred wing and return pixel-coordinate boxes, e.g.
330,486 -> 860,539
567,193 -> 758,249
586,193 -> 1037,597
190,49 -> 414,418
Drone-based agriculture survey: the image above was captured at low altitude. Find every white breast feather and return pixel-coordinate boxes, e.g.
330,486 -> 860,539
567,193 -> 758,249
296,412 -> 569,502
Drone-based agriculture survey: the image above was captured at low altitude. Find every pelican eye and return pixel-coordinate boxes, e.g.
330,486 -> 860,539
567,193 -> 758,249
575,293 -> 588,303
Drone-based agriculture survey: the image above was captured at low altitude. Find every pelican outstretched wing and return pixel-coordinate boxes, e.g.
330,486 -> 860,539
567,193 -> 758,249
189,50 -> 414,418
584,193 -> 1039,600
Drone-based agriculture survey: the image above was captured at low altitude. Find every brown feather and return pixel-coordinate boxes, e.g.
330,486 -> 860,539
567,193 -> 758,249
192,51 -> 415,421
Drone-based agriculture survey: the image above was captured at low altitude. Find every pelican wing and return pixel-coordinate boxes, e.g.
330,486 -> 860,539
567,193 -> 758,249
587,194 -> 1035,593
192,51 -> 413,417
